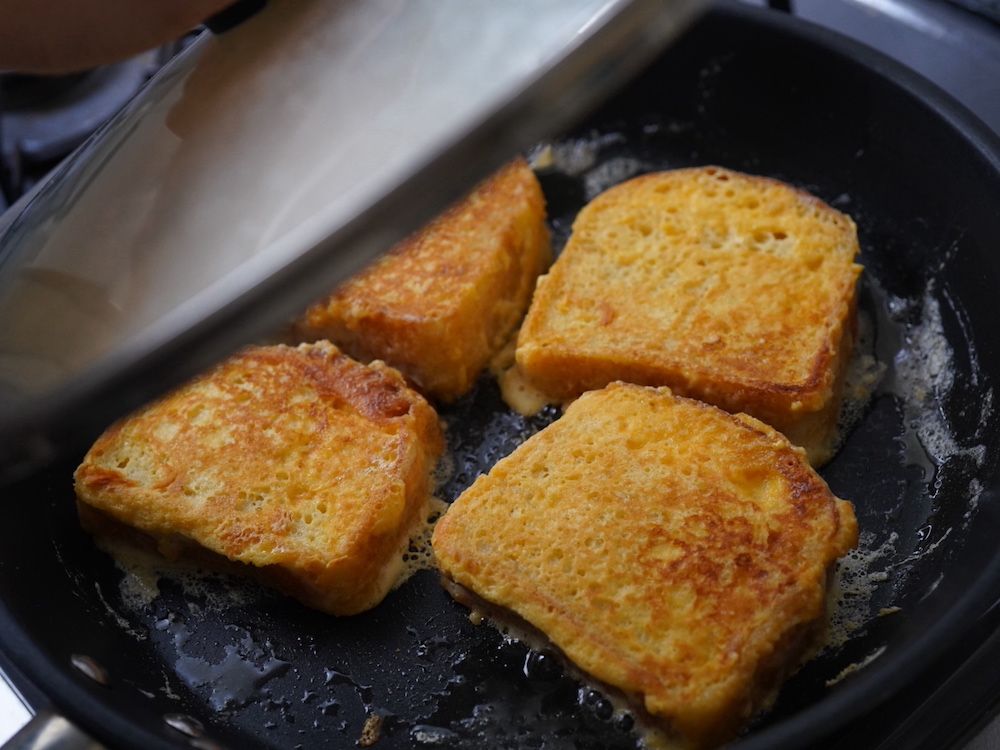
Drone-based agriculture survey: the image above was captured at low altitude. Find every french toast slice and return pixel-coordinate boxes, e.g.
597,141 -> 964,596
511,166 -> 862,465
292,157 -> 551,402
74,341 -> 445,616
432,382 -> 858,750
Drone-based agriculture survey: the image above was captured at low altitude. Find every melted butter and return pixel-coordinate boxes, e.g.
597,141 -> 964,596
820,273 -> 989,675
498,364 -> 552,418
491,326 -> 555,418
398,496 -> 449,584
835,306 -> 885,450
825,531 -> 900,651
885,285 -> 990,471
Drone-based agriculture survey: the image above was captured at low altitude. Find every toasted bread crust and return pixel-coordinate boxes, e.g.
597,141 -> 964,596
514,166 -> 862,464
293,158 -> 551,401
74,341 -> 444,616
433,382 -> 857,749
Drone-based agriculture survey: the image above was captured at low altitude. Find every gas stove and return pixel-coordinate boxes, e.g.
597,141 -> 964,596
1,0 -> 999,747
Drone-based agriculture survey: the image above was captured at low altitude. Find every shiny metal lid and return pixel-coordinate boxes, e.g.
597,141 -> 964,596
0,0 -> 704,477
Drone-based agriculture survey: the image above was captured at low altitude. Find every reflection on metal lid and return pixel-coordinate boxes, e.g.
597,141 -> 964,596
0,0 -> 705,475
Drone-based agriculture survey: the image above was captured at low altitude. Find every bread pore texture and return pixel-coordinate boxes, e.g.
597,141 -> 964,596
74,341 -> 445,616
512,165 -> 862,465
292,157 -> 551,402
432,382 -> 858,750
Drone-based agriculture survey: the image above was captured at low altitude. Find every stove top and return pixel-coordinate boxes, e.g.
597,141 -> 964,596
1,0 -> 999,747
792,0 -> 1000,135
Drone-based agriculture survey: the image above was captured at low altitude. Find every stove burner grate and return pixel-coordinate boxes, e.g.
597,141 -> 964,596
0,38 -> 196,212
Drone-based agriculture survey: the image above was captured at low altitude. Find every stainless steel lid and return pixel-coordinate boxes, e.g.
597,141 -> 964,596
0,0 -> 704,477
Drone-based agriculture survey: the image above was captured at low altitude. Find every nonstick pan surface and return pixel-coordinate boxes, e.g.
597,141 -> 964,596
2,3 -> 1000,749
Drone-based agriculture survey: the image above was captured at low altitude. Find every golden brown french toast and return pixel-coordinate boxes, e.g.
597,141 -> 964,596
432,382 -> 857,750
74,341 -> 445,616
510,166 -> 862,465
292,157 -> 551,402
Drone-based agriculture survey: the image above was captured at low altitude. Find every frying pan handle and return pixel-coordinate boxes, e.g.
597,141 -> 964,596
2,708 -> 105,750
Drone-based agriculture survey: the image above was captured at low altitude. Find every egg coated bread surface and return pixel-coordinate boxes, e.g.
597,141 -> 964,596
74,341 -> 445,616
512,166 -> 862,465
432,382 -> 858,750
293,157 -> 551,402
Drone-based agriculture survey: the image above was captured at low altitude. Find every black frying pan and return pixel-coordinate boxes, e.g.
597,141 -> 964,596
2,2 -> 1000,749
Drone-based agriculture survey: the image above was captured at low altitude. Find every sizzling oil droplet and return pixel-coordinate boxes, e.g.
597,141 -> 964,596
522,651 -> 561,681
70,654 -> 110,686
163,713 -> 205,738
